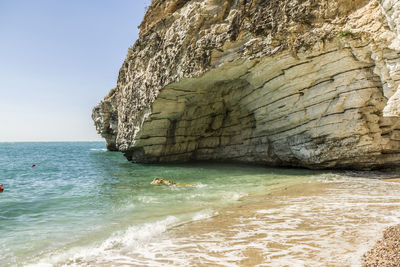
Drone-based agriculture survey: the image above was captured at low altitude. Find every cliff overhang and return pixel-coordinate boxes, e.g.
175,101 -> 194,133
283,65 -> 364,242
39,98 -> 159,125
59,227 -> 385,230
93,0 -> 400,170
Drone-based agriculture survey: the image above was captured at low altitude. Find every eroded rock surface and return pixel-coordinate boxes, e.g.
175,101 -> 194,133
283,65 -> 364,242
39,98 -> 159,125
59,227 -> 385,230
93,0 -> 400,169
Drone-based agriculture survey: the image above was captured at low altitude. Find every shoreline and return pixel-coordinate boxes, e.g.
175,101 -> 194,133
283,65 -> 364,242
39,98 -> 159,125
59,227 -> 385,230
18,172 -> 400,266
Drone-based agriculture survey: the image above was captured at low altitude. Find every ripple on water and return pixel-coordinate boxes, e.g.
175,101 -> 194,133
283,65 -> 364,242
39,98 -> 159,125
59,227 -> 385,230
4,143 -> 400,266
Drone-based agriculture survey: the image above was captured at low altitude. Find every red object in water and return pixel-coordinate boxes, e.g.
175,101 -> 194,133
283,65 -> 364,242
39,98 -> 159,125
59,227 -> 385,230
0,184 -> 3,193
31,164 -> 36,167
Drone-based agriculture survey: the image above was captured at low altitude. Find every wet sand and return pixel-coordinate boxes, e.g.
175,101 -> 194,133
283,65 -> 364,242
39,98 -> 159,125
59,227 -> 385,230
380,177 -> 400,183
129,176 -> 400,266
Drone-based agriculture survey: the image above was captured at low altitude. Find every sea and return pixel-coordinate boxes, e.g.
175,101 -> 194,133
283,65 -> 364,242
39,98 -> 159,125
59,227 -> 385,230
2,142 -> 400,266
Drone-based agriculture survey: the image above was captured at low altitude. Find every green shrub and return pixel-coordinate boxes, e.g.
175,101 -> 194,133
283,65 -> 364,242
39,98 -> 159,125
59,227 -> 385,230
337,30 -> 354,39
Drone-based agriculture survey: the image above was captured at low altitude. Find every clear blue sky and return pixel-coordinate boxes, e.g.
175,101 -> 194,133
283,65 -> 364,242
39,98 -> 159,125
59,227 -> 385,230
0,0 -> 150,141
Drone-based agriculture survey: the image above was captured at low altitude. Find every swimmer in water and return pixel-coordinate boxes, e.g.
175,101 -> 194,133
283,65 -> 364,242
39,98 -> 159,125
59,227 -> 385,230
0,184 -> 4,193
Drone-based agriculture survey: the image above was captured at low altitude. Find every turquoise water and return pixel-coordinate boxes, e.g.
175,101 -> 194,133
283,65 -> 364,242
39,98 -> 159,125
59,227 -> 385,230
0,142 -> 319,266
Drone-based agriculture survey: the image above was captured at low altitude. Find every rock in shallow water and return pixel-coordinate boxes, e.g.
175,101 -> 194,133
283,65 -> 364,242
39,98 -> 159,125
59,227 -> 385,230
93,0 -> 400,170
151,178 -> 177,186
151,177 -> 196,187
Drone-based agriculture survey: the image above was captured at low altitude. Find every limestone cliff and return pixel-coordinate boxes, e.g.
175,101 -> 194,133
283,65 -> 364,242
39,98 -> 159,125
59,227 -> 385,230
92,0 -> 400,170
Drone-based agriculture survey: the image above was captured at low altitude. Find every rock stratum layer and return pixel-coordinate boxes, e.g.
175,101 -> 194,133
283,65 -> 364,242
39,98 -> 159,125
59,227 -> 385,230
93,0 -> 400,169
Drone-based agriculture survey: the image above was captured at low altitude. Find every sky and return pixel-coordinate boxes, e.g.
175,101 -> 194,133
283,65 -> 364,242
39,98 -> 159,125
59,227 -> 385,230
0,0 -> 151,141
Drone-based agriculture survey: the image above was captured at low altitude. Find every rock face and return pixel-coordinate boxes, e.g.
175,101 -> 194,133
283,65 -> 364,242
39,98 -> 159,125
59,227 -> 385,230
92,0 -> 400,169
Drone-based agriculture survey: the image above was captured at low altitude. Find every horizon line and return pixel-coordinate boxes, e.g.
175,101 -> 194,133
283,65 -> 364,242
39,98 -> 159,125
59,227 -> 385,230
0,140 -> 105,143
